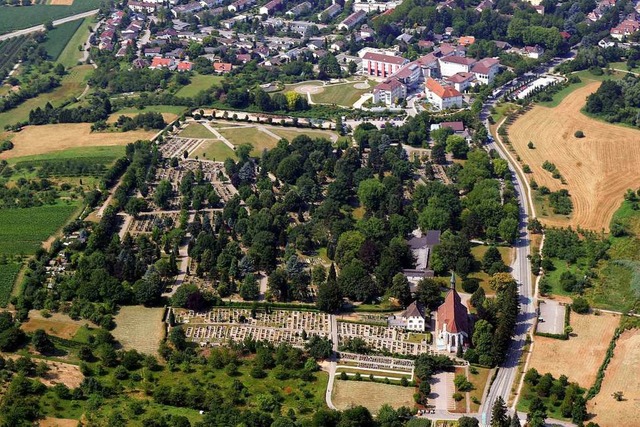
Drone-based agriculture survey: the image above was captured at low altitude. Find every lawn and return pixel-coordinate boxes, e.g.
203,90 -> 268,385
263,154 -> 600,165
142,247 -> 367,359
217,126 -> 279,156
468,366 -> 491,412
42,19 -> 82,61
312,82 -> 371,107
0,262 -> 21,306
190,139 -> 236,162
272,127 -> 337,142
21,310 -> 89,339
179,123 -> 216,139
0,64 -> 92,130
57,16 -> 93,68
175,74 -> 223,98
490,102 -> 520,123
0,202 -> 79,256
112,306 -> 166,356
0,0 -> 100,35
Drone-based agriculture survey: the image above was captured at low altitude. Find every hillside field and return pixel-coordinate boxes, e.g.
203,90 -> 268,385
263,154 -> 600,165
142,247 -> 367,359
508,81 -> 640,231
0,0 -> 99,35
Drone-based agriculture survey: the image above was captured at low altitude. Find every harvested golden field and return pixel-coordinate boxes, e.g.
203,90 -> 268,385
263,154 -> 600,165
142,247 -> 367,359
332,380 -> 415,413
528,312 -> 619,387
508,82 -> 640,231
21,310 -> 88,339
112,306 -> 165,356
50,0 -> 75,4
1,124 -> 155,159
587,329 -> 640,426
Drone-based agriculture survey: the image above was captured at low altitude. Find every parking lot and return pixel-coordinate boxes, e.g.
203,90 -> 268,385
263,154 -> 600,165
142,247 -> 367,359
537,300 -> 566,335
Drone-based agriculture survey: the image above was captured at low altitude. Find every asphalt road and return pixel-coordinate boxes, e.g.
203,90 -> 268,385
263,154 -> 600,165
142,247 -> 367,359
0,9 -> 99,41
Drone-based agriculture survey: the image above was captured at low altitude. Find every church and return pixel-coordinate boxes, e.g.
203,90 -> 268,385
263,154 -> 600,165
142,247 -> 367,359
436,273 -> 470,352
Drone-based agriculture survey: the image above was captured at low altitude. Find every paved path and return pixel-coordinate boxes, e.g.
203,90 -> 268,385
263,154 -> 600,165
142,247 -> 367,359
325,314 -> 339,410
0,10 -> 99,41
117,213 -> 133,240
201,121 -> 236,151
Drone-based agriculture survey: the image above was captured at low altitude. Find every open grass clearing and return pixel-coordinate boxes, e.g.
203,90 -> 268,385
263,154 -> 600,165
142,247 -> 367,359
175,74 -> 223,98
468,244 -> 512,296
528,311 -> 619,388
21,310 -> 91,339
217,126 -> 279,155
272,127 -> 338,142
508,81 -> 640,231
112,306 -> 165,356
332,379 -> 415,413
57,17 -> 93,68
539,69 -> 626,108
189,139 -> 236,161
0,203 -> 79,256
178,123 -> 216,139
40,418 -> 79,427
587,329 -> 640,427
1,123 -> 154,160
7,145 -> 124,167
0,64 -> 92,131
312,82 -> 371,107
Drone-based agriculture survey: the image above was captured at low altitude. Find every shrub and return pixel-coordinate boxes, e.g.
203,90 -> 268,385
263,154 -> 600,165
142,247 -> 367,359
574,130 -> 584,138
527,141 -> 535,149
461,279 -> 479,293
572,297 -> 590,314
453,392 -> 464,401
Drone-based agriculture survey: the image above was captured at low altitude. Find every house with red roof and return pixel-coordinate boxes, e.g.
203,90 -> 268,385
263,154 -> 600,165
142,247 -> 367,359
471,57 -> 500,85
361,51 -> 409,78
150,57 -> 174,69
611,18 -> 640,40
373,78 -> 406,106
446,72 -> 475,92
213,62 -> 233,73
425,78 -> 463,110
177,61 -> 193,72
436,273 -> 470,352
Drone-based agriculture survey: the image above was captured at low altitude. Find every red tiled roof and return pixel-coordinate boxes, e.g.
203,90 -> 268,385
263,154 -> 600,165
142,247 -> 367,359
363,51 -> 409,65
375,78 -> 404,92
440,55 -> 477,66
471,57 -> 499,74
214,62 -> 233,72
439,121 -> 465,132
447,72 -> 475,83
151,57 -> 172,67
437,288 -> 469,334
177,61 -> 193,70
426,78 -> 462,99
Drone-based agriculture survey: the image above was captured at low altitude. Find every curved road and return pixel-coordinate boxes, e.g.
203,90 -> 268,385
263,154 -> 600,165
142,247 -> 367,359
0,9 -> 99,41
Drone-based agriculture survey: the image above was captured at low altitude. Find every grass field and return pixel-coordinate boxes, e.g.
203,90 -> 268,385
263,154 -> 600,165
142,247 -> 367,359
190,139 -> 236,161
587,329 -> 640,427
0,203 -> 79,256
179,123 -> 216,139
468,367 -> 491,412
0,64 -> 93,131
175,74 -> 223,98
217,126 -> 279,155
0,0 -> 100,35
1,123 -> 154,160
7,145 -> 124,166
332,380 -> 415,413
57,17 -> 93,68
468,245 -> 513,296
21,310 -> 89,339
272,127 -> 338,142
312,82 -> 371,107
538,70 -> 626,108
116,105 -> 186,116
42,19 -> 82,61
0,262 -> 20,306
508,81 -> 640,231
528,312 -> 619,388
112,306 -> 165,356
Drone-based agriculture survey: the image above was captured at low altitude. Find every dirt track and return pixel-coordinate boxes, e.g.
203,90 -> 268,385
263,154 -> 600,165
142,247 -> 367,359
508,82 -> 640,231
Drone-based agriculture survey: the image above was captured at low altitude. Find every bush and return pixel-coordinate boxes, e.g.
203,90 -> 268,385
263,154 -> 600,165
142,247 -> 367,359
461,279 -> 479,293
572,297 -> 590,314
453,392 -> 464,401
574,130 -> 584,138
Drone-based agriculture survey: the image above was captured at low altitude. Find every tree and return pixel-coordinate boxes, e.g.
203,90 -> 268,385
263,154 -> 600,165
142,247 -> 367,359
44,20 -> 54,31
416,278 -> 443,310
338,406 -> 375,427
305,335 -> 333,360
338,260 -> 375,302
389,273 -> 412,306
491,396 -> 508,427
357,178 -> 385,213
239,273 -> 260,301
489,273 -> 516,292
32,329 -> 54,354
458,417 -> 479,427
472,320 -> 494,366
571,297 -> 590,314
498,217 -> 519,243
317,264 -> 343,313
446,135 -> 469,159
612,391 -> 624,401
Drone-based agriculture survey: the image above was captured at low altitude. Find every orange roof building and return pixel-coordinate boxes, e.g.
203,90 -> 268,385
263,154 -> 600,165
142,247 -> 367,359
213,62 -> 233,73
425,78 -> 463,110
436,272 -> 470,352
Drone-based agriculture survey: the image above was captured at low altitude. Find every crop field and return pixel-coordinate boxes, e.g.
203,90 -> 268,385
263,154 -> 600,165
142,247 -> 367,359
587,329 -> 640,427
0,0 -> 100,35
508,82 -> 640,231
190,139 -> 236,161
42,19 -> 82,61
112,306 -> 166,356
175,74 -> 223,98
528,312 -> 619,387
0,64 -> 93,130
1,123 -> 154,159
0,35 -> 31,74
332,380 -> 415,413
0,203 -> 79,256
179,123 -> 216,139
0,262 -> 20,306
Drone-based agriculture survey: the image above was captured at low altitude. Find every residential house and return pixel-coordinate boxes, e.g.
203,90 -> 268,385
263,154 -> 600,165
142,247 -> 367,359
425,78 -> 463,109
471,57 -> 500,85
611,18 -> 640,40
177,61 -> 193,71
388,301 -> 427,332
338,10 -> 366,31
436,273 -> 470,352
285,1 -> 310,18
458,35 -> 475,46
259,0 -> 283,15
522,45 -> 544,59
373,78 -> 406,105
213,62 -> 233,73
446,72 -> 475,92
475,0 -> 493,12
362,51 -> 409,78
144,47 -> 162,57
228,0 -> 255,12
128,1 -> 157,13
150,57 -> 174,69
172,2 -> 203,17
391,62 -> 422,89
318,3 -> 342,21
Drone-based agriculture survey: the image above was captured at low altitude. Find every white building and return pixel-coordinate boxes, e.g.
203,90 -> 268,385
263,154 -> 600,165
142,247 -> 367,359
373,78 -> 406,105
425,78 -> 463,110
438,55 -> 477,77
471,57 -> 500,85
338,10 -> 366,30
388,301 -> 427,331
